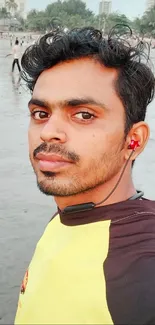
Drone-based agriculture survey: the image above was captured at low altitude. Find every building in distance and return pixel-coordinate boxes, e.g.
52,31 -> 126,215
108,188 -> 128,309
14,0 -> 26,17
99,0 -> 112,16
146,0 -> 155,11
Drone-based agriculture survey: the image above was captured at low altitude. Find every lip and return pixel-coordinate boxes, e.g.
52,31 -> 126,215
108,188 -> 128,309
36,153 -> 72,163
36,153 -> 73,172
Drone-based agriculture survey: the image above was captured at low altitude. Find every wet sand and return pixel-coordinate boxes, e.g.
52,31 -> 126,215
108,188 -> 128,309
0,38 -> 155,324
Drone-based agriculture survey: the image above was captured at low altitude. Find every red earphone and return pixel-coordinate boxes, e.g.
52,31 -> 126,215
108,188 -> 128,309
128,140 -> 140,151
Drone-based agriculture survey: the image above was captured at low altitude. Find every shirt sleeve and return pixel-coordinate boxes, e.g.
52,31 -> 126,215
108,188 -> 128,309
104,214 -> 155,325
106,256 -> 155,324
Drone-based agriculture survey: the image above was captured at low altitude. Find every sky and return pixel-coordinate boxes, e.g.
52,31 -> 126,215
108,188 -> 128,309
27,0 -> 146,19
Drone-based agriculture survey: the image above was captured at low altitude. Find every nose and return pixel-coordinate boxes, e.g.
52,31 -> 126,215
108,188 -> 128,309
40,115 -> 67,144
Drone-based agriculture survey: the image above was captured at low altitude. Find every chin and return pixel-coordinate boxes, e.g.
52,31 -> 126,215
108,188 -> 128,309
36,180 -> 73,197
36,172 -> 86,197
36,172 -> 56,196
35,172 -> 70,197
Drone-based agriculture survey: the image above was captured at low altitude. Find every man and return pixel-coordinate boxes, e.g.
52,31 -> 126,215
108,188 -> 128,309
6,39 -> 21,74
12,39 -> 21,73
15,27 -> 155,324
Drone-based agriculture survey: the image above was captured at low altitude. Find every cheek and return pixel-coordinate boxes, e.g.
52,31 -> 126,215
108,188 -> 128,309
74,131 -> 104,158
74,126 -> 123,162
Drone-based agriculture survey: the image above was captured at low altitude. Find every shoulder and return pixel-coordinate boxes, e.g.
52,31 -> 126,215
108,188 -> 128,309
109,199 -> 155,256
36,212 -> 59,249
111,198 -> 155,225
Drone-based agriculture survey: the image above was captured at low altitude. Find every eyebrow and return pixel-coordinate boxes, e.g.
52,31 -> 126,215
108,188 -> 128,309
28,98 -> 49,109
28,97 -> 108,111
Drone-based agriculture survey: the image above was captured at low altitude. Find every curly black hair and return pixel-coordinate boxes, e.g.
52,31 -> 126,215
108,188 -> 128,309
21,26 -> 155,134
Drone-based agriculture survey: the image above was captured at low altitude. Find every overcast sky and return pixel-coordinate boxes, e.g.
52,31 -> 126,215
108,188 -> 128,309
27,0 -> 146,19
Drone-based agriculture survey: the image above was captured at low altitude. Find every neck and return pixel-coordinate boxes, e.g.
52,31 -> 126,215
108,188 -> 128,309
55,169 -> 136,211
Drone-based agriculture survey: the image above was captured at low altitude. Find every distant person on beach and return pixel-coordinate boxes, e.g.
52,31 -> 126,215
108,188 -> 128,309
12,39 -> 21,73
6,39 -> 21,73
20,38 -> 24,46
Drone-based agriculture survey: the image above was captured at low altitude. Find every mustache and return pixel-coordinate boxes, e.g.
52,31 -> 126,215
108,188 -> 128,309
33,142 -> 80,163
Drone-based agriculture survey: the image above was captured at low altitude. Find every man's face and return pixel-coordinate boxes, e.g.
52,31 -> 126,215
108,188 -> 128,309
28,58 -> 126,197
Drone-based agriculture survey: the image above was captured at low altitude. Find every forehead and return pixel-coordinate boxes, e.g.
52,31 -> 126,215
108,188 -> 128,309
33,58 -> 121,109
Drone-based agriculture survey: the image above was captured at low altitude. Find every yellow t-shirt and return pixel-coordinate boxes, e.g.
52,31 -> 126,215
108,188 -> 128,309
15,213 -> 113,324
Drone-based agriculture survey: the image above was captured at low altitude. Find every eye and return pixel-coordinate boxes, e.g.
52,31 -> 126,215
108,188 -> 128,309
74,112 -> 95,121
31,110 -> 50,120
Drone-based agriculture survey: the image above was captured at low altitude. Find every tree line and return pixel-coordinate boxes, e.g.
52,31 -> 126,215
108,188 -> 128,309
1,0 -> 155,37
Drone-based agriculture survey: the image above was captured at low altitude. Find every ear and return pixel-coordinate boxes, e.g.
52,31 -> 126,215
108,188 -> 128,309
124,122 -> 150,161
